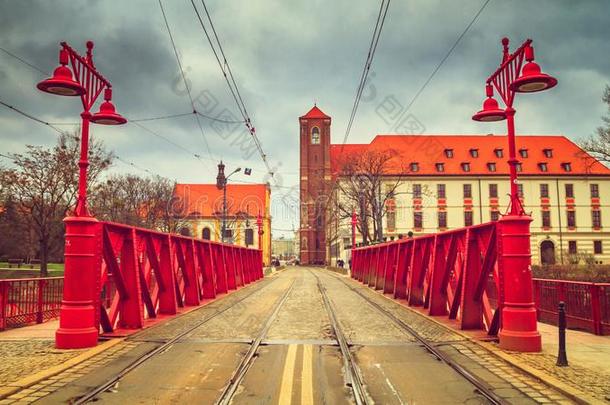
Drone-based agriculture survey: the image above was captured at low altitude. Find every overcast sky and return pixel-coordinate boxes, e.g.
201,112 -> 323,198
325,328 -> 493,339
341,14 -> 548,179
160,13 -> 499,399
1,0 -> 609,237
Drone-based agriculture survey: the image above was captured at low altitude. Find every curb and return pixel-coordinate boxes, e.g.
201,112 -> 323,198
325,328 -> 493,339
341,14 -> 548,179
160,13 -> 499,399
342,274 -> 604,405
0,338 -> 124,400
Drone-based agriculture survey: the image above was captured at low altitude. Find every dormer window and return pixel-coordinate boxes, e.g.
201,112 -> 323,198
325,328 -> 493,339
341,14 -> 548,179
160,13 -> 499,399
519,148 -> 528,158
410,162 -> 419,172
470,148 -> 479,158
311,127 -> 320,144
516,162 -> 523,172
487,162 -> 497,172
562,162 -> 572,172
494,148 -> 504,158
538,162 -> 548,172
444,149 -> 454,158
461,162 -> 471,172
435,163 -> 445,172
543,148 -> 553,158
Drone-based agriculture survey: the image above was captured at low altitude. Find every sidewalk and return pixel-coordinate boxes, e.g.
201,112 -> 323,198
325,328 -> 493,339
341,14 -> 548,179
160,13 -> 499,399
481,323 -> 610,403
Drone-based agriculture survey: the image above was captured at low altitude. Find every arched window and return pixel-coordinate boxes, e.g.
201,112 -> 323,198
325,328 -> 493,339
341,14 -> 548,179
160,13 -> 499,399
202,227 -> 211,240
179,227 -> 191,237
311,127 -> 320,144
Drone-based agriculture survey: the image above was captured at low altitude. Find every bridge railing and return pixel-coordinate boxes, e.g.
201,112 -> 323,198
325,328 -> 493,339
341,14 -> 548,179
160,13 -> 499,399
0,277 -> 63,330
57,217 -> 263,348
352,215 -> 542,352
533,278 -> 610,335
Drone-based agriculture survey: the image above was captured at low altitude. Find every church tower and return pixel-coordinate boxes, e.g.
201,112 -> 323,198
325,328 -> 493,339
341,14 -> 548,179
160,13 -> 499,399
299,105 -> 331,265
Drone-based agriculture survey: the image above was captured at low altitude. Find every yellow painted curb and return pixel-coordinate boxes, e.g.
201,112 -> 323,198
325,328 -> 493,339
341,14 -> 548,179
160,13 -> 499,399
0,338 -> 124,400
341,275 -> 604,405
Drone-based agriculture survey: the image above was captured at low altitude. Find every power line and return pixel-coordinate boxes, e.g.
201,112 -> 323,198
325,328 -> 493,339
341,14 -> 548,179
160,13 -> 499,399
0,100 -> 71,135
391,0 -> 492,128
342,0 -> 391,146
0,46 -> 48,76
189,0 -> 275,179
158,0 -> 214,163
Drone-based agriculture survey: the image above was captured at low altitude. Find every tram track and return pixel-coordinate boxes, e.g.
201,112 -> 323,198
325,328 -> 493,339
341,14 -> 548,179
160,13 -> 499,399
309,269 -> 371,405
73,276 -> 284,404
320,269 -> 507,405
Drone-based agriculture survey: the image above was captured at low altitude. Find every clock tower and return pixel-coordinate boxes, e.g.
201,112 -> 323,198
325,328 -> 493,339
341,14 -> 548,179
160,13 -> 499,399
299,105 -> 331,265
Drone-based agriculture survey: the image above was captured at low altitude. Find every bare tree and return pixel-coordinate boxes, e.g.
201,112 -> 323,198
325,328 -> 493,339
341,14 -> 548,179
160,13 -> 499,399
582,85 -> 610,162
2,134 -> 112,275
332,149 -> 406,245
90,174 -> 177,231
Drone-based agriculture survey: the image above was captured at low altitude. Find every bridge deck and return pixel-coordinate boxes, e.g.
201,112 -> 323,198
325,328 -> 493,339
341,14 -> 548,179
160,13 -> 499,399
3,269 -> 577,404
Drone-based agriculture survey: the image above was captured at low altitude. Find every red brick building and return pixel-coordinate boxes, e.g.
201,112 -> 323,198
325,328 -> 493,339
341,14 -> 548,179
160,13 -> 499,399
299,106 -> 331,264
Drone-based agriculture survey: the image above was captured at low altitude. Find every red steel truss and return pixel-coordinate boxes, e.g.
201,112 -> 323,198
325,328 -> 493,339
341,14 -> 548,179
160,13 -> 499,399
352,222 -> 502,335
57,220 -> 263,348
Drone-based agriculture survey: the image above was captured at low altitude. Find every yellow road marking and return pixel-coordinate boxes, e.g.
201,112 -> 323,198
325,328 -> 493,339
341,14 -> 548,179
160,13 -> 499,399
301,344 -> 314,405
278,344 -> 297,404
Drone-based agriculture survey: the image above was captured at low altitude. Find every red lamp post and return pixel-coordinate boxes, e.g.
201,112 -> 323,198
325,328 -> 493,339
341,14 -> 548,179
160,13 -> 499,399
256,211 -> 264,260
473,38 -> 557,352
37,41 -> 126,349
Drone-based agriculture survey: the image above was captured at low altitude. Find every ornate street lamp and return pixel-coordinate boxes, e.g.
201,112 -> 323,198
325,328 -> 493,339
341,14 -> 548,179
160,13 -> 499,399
472,37 -> 557,215
37,41 -> 126,349
37,41 -> 127,216
472,37 -> 557,353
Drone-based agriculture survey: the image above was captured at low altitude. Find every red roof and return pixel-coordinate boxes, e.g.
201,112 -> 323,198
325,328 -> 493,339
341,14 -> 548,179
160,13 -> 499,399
330,135 -> 610,176
300,105 -> 331,120
173,183 -> 269,217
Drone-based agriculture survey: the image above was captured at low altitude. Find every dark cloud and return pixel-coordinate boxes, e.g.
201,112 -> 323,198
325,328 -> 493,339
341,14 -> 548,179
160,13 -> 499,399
1,0 -> 609,236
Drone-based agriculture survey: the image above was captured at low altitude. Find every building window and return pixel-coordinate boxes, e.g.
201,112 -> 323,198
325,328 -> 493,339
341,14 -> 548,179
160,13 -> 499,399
438,211 -> 447,229
562,162 -> 572,172
567,210 -> 576,228
517,183 -> 524,198
494,148 -> 503,158
414,212 -> 423,229
311,127 -> 320,144
437,184 -> 446,199
464,211 -> 473,227
565,184 -> 574,198
490,210 -> 500,221
410,162 -> 419,172
538,162 -> 548,172
540,184 -> 549,198
594,240 -> 603,254
444,149 -> 454,158
519,149 -> 528,158
387,210 -> 396,232
543,148 -> 553,158
463,184 -> 472,199
202,227 -> 211,240
489,184 -> 498,198
568,240 -> 577,254
516,162 -> 523,172
435,162 -> 445,172
487,162 -> 497,172
461,162 -> 471,172
542,211 -> 551,228
591,184 -> 599,198
413,184 -> 422,199
470,148 -> 479,158
592,210 -> 602,229
245,228 -> 254,246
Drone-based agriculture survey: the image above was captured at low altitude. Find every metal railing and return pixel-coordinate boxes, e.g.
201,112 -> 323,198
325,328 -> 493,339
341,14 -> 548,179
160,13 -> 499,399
533,278 -> 610,335
0,277 -> 63,330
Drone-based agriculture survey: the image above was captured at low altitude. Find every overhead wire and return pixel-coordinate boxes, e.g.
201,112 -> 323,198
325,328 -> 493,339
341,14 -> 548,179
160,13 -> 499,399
158,0 -> 214,164
189,0 -> 275,179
